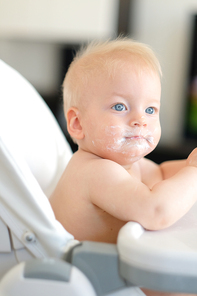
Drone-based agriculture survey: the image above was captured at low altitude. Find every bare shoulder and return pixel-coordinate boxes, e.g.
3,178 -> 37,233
139,157 -> 163,188
68,149 -> 129,180
50,149 -> 128,203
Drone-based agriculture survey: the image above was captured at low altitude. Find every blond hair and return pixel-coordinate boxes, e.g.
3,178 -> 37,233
63,37 -> 162,114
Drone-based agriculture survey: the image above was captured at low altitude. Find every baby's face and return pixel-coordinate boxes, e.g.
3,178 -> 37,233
80,63 -> 161,166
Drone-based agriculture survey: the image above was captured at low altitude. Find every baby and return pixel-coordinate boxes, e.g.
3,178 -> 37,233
50,38 -> 197,296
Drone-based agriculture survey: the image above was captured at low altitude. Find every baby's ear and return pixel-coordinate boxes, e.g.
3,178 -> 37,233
66,107 -> 84,140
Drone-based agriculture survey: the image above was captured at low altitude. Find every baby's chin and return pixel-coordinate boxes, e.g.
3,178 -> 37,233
120,139 -> 155,156
102,146 -> 153,166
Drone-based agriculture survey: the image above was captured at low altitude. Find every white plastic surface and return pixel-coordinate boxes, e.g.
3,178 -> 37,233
0,262 -> 97,296
0,59 -> 73,198
0,219 -> 11,252
0,59 -> 74,260
117,202 -> 197,277
0,121 -> 74,259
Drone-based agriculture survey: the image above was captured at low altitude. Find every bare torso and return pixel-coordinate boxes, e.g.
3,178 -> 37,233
50,150 -> 196,296
50,149 -> 162,243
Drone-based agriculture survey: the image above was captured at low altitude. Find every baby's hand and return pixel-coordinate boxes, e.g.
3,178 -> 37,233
187,148 -> 197,167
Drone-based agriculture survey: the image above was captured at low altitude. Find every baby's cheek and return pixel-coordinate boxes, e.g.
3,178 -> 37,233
104,125 -> 123,136
103,126 -> 124,150
154,126 -> 161,144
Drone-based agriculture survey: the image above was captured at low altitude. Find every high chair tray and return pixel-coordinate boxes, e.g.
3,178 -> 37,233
117,202 -> 197,293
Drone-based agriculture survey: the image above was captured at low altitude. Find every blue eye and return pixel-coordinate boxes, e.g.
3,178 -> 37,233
112,103 -> 126,112
145,107 -> 155,114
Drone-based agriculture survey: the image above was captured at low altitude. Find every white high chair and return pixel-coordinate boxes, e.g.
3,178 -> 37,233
0,59 -> 197,296
0,60 -> 74,268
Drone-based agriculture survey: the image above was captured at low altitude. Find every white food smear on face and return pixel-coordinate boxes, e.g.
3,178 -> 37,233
103,125 -> 154,154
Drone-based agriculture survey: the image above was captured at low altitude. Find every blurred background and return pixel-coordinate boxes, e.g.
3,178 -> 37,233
1,0 -> 197,163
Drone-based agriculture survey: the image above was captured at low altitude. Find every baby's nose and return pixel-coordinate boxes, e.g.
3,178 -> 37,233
130,115 -> 147,127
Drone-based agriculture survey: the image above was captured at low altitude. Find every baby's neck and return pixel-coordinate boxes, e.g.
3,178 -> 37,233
122,161 -> 141,177
78,146 -> 142,178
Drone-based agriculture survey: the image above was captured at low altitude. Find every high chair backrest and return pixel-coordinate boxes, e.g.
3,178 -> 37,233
0,60 -> 74,278
0,135 -> 74,258
0,59 -> 73,198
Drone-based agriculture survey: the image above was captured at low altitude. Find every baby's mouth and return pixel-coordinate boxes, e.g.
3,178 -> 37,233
125,136 -> 144,140
124,135 -> 147,142
124,134 -> 154,145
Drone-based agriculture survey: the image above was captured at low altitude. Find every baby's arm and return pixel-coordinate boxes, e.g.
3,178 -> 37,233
88,148 -> 197,231
160,159 -> 186,179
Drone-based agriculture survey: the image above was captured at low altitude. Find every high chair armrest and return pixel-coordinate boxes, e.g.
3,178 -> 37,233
65,241 -> 127,296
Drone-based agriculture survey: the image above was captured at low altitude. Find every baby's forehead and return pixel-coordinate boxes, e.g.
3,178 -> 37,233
77,50 -> 158,76
75,53 -> 160,89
